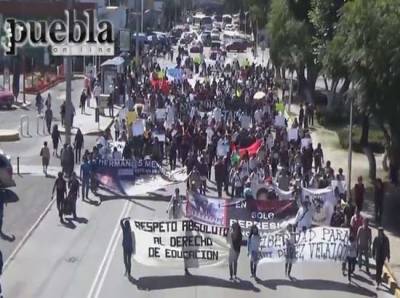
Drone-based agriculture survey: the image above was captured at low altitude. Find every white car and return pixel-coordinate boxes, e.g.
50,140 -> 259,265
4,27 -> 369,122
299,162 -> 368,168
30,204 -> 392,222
0,150 -> 15,188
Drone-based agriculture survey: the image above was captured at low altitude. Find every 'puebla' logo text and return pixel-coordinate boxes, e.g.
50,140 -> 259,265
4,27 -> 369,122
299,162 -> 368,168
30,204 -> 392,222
2,10 -> 114,56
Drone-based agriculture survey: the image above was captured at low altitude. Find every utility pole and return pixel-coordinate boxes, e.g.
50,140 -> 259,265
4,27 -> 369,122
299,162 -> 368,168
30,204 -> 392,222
64,0 -> 74,145
135,0 -> 140,65
347,96 -> 354,203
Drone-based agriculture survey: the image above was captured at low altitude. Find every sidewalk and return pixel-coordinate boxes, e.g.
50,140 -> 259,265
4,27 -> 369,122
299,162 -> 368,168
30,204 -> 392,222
287,102 -> 400,295
57,101 -> 120,136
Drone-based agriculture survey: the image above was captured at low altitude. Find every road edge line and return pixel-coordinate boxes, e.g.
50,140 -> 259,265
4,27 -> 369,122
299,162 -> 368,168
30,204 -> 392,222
93,202 -> 133,298
86,200 -> 129,298
384,263 -> 400,297
3,197 -> 56,272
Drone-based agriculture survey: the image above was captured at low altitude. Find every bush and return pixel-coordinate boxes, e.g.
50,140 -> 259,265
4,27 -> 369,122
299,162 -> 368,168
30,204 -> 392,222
337,126 -> 385,154
316,106 -> 348,127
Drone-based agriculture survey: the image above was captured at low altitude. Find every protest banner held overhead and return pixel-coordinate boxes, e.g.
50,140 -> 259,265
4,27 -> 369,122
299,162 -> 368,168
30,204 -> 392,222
131,219 -> 230,268
258,227 -> 350,264
186,191 -> 298,237
92,158 -> 188,196
228,198 -> 298,236
301,187 -> 337,226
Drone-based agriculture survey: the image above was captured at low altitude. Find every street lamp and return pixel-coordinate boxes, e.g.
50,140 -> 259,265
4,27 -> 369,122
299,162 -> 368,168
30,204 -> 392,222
64,0 -> 74,145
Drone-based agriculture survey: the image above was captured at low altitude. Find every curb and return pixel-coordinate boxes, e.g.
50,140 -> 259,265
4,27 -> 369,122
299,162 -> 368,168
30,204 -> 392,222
3,197 -> 56,272
0,130 -> 20,142
384,263 -> 400,297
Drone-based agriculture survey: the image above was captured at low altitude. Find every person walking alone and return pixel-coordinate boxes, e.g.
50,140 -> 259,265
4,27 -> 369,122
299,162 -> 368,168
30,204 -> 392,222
44,105 -> 53,134
80,89 -> 87,114
74,129 -> 84,164
248,225 -> 261,280
228,222 -> 242,281
80,157 -> 91,201
374,179 -> 385,224
35,92 -> 43,115
52,172 -> 67,223
120,217 -> 133,278
40,141 -> 50,176
373,227 -> 390,290
51,124 -> 62,157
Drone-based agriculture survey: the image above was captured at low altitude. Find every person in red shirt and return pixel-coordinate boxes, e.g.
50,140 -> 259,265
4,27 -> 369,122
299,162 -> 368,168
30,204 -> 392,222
354,176 -> 365,211
350,208 -> 364,238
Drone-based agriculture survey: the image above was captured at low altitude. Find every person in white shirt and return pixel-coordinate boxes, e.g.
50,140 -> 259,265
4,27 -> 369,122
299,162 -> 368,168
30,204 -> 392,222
294,199 -> 313,232
254,108 -> 263,125
112,147 -> 122,160
93,84 -> 101,107
213,106 -> 222,123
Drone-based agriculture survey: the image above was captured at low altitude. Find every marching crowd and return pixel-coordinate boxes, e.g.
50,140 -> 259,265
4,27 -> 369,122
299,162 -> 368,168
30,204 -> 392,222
30,41 -> 391,290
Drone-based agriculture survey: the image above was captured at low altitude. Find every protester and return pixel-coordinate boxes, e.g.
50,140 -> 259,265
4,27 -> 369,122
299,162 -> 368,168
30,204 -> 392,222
350,208 -> 364,238
248,225 -> 261,279
51,124 -> 62,157
354,176 -> 365,211
347,235 -> 357,283
80,157 -> 91,201
52,172 -> 67,223
294,199 -> 312,232
120,217 -> 133,278
114,118 -> 120,141
45,105 -> 53,134
374,178 -> 384,224
285,224 -> 296,279
356,218 -> 372,274
373,227 -> 390,289
67,172 -> 80,219
167,188 -> 181,219
228,222 -> 242,281
40,141 -> 50,176
74,129 -> 84,164
35,92 -> 43,115
80,89 -> 87,114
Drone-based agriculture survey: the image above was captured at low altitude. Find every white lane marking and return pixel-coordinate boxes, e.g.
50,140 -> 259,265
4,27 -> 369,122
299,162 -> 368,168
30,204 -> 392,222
87,200 -> 130,298
93,202 -> 133,298
3,197 -> 56,271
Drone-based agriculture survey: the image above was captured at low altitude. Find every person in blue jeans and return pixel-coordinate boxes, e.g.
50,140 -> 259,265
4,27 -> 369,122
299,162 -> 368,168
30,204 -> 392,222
80,157 -> 91,201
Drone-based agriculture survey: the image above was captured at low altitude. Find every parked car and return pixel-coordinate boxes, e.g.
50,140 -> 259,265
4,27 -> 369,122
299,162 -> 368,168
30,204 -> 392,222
226,40 -> 247,52
0,150 -> 15,188
0,86 -> 14,109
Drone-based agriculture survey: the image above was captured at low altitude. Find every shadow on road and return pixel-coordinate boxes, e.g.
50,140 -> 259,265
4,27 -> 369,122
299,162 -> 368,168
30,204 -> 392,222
258,278 -> 377,297
0,232 -> 16,242
128,275 -> 260,292
0,189 -> 20,203
71,216 -> 89,224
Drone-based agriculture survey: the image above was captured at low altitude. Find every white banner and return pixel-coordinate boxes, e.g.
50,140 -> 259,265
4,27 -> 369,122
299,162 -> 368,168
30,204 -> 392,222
258,227 -> 350,263
132,119 -> 145,136
302,187 -> 337,226
288,128 -> 299,141
131,220 -> 230,268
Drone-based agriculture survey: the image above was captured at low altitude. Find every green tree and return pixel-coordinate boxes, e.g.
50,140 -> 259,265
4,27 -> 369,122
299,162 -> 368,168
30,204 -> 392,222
309,0 -> 348,96
268,0 -> 318,102
334,0 -> 400,183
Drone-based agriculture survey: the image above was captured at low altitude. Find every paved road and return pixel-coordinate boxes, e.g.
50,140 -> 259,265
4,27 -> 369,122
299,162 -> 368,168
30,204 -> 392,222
2,179 -> 391,298
0,46 -> 395,298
